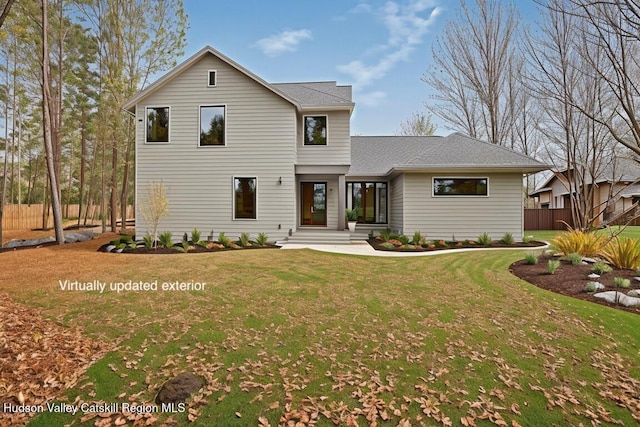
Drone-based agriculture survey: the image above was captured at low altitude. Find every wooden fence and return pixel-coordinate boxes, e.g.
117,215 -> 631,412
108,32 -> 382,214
1,204 -> 134,231
524,208 -> 574,231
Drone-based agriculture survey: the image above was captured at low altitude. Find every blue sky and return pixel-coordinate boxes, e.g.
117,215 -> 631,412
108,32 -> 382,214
182,0 -> 540,136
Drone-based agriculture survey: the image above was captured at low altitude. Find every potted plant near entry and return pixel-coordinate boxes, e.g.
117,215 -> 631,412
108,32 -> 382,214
345,208 -> 360,232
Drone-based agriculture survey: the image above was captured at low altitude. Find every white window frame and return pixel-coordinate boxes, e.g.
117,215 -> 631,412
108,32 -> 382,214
302,114 -> 328,146
432,177 -> 490,197
233,176 -> 258,220
198,104 -> 227,147
207,70 -> 217,87
144,106 -> 170,144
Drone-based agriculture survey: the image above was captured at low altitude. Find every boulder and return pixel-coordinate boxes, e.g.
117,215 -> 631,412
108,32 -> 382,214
587,273 -> 600,280
155,372 -> 205,404
628,289 -> 640,298
586,282 -> 605,291
4,237 -> 55,248
593,291 -> 640,307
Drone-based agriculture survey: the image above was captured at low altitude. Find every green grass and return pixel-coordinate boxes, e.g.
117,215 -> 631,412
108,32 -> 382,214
527,226 -> 640,243
13,249 -> 640,426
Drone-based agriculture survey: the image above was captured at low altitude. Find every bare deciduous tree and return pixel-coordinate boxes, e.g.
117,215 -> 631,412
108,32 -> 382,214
41,0 -> 64,244
525,0 -> 617,229
139,181 -> 169,248
424,0 -> 521,146
568,0 -> 640,156
395,111 -> 437,136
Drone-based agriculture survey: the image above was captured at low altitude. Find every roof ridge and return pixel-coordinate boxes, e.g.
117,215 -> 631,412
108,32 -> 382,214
296,82 -> 351,103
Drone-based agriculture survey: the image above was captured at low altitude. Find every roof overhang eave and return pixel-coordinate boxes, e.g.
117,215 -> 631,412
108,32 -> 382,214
389,165 -> 550,174
299,103 -> 355,113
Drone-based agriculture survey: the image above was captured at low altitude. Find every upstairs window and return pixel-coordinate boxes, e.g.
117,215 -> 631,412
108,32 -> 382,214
199,105 -> 226,146
303,115 -> 327,145
433,178 -> 488,196
208,70 -> 217,87
146,107 -> 169,143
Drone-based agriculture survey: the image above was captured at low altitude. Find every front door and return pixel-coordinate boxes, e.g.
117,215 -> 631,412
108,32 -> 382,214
301,182 -> 327,226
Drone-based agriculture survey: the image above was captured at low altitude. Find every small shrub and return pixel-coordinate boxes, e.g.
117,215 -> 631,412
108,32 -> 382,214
256,232 -> 269,246
585,282 -> 599,292
380,242 -> 395,249
547,259 -> 561,275
524,253 -> 538,265
551,229 -> 606,257
500,232 -> 514,245
591,262 -> 612,275
368,230 -> 375,239
398,235 -> 410,246
566,252 -> 583,265
522,235 -> 534,244
613,276 -> 631,288
239,232 -> 251,246
379,228 -> 393,242
143,233 -> 154,249
191,228 -> 201,244
412,231 -> 423,246
217,232 -> 230,247
158,231 -> 173,248
345,208 -> 359,222
601,237 -> 640,270
477,232 -> 492,245
175,238 -> 190,253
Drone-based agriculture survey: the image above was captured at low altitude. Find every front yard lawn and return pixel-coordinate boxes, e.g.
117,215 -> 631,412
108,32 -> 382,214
0,235 -> 638,426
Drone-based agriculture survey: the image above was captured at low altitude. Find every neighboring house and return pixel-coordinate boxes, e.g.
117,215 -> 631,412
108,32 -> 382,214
124,46 -> 548,243
529,157 -> 640,225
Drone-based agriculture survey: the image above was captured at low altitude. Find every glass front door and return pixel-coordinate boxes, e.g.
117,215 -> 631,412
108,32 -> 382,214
301,182 -> 327,226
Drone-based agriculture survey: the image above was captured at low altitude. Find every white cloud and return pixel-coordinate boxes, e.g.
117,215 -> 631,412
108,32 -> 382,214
255,29 -> 312,57
356,91 -> 387,107
337,1 -> 442,91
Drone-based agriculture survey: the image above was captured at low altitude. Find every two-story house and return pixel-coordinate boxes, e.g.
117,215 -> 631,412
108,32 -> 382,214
124,46 -> 547,243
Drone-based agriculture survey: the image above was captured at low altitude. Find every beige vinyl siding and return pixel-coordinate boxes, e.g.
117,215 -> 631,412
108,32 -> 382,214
389,175 -> 404,234
135,54 -> 297,241
296,110 -> 351,166
402,173 -> 525,241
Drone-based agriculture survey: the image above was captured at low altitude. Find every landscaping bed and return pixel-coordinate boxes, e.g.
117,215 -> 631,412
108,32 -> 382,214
367,236 -> 545,252
100,231 -> 280,253
510,254 -> 640,315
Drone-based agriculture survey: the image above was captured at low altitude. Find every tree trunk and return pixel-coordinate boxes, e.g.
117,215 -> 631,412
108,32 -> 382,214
120,119 -> 133,232
78,109 -> 86,227
41,0 -> 64,244
110,141 -> 117,232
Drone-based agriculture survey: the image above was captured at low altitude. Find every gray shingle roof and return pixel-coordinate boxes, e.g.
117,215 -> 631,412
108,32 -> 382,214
272,82 -> 352,106
349,133 -> 548,176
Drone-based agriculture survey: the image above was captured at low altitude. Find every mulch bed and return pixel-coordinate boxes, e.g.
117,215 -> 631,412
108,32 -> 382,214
367,238 -> 546,252
510,254 -> 640,315
99,243 -> 281,254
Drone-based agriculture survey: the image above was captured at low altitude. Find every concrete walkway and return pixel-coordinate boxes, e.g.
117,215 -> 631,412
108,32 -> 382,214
280,242 -> 550,257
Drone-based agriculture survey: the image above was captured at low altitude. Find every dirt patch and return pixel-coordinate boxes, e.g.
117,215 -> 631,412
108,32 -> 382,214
510,255 -> 640,315
0,294 -> 113,427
